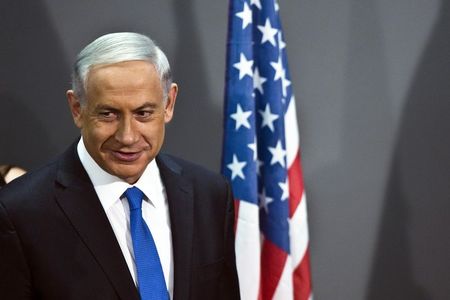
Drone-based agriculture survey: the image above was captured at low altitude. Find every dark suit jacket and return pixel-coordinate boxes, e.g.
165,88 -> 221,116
0,143 -> 240,300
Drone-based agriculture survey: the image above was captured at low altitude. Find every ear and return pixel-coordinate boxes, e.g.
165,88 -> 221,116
164,83 -> 178,123
66,90 -> 84,128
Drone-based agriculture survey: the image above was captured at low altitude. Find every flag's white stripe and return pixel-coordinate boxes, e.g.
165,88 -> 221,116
290,193 -> 309,267
235,201 -> 261,300
272,255 -> 294,300
285,95 -> 300,166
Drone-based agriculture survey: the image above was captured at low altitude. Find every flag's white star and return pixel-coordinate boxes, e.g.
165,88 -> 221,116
259,103 -> 279,132
235,2 -> 252,29
270,55 -> 284,81
257,18 -> 278,46
278,32 -> 286,50
248,138 -> 257,161
281,70 -> 291,97
259,188 -> 274,213
230,104 -> 252,130
268,140 -> 286,167
274,1 -> 280,11
253,68 -> 267,94
233,53 -> 254,80
278,179 -> 289,201
250,0 -> 262,10
227,154 -> 247,180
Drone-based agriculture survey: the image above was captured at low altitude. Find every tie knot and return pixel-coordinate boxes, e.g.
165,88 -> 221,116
125,186 -> 144,210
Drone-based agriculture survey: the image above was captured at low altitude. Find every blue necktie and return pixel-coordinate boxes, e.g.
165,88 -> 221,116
125,187 -> 169,300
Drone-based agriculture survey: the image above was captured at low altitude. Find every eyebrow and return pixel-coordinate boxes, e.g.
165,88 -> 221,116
133,103 -> 158,111
94,102 -> 158,112
94,105 -> 119,112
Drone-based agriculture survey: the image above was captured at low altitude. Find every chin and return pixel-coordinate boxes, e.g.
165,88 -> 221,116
114,166 -> 144,181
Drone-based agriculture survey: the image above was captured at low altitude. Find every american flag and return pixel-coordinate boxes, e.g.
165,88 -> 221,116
221,0 -> 312,299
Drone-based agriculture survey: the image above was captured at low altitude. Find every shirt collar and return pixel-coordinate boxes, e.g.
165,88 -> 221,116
77,138 -> 165,211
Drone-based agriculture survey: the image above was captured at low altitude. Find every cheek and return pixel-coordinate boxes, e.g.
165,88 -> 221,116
83,123 -> 115,145
141,123 -> 165,143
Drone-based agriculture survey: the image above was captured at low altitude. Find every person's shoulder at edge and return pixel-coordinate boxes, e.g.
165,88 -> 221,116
0,153 -> 62,208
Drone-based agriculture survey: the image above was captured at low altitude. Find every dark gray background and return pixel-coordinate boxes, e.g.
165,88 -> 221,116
1,1 -> 449,299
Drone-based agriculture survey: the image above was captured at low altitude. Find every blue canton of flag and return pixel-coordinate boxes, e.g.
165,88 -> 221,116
222,0 -> 291,255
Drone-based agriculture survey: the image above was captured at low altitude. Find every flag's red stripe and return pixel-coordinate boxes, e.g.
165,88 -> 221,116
233,199 -> 240,234
261,239 -> 288,300
258,283 -> 263,300
293,248 -> 312,300
288,151 -> 304,217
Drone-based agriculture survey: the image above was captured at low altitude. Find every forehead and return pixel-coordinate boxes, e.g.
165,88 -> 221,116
84,61 -> 165,109
86,60 -> 162,94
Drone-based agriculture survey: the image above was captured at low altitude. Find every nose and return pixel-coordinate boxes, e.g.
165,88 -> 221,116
115,115 -> 139,145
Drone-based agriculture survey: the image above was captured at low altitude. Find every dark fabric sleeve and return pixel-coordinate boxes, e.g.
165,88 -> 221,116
220,179 -> 241,300
0,201 -> 32,299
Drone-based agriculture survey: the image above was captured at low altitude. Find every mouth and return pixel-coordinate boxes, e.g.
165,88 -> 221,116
110,150 -> 143,162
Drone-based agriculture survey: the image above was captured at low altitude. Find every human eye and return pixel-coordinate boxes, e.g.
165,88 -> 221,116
97,110 -> 117,121
134,110 -> 153,120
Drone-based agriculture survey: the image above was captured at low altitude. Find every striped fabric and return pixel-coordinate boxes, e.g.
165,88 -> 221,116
221,0 -> 313,299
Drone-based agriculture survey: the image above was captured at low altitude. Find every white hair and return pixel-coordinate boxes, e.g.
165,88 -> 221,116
71,32 -> 172,103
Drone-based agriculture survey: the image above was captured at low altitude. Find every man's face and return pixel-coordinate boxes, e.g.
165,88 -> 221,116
67,60 -> 177,184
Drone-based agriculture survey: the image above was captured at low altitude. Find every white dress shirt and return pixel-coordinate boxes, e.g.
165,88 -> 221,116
77,139 -> 174,298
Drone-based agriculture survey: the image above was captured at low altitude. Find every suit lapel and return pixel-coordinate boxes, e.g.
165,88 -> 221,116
157,155 -> 194,300
54,144 -> 139,300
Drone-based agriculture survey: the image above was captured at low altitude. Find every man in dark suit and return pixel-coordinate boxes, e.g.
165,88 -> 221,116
0,32 -> 240,300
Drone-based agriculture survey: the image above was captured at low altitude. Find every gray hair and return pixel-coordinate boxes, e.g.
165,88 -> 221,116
71,32 -> 172,103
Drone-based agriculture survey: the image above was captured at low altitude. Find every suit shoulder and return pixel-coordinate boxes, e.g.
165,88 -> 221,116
157,154 -> 229,186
